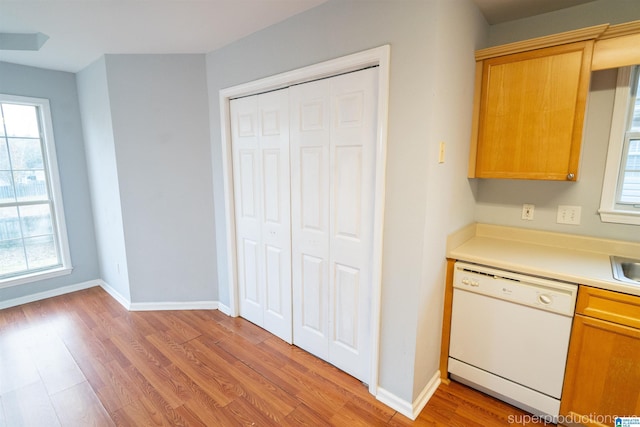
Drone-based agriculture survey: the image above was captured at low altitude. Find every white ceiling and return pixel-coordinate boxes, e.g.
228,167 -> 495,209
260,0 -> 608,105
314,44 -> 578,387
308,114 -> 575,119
0,0 -> 602,74
0,0 -> 327,73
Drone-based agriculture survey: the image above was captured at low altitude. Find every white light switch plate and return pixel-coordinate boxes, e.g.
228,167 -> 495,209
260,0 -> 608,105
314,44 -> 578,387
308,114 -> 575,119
557,205 -> 581,225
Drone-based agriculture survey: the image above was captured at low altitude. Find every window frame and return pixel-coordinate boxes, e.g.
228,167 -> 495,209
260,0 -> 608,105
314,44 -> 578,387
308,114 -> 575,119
0,94 -> 72,288
599,66 -> 640,226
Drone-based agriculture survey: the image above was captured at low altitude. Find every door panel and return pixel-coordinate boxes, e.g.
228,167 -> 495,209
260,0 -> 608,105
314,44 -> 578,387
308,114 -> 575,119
230,89 -> 292,343
291,67 -> 378,383
334,263 -> 359,350
334,145 -> 362,239
300,147 -> 324,231
291,78 -> 331,358
301,254 -> 326,339
328,68 -> 377,383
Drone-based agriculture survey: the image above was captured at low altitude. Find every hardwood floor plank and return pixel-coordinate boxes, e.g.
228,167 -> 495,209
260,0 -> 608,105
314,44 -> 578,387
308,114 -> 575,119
172,311 -> 234,343
0,305 -> 27,331
188,337 -> 299,417
30,331 -> 86,395
0,287 -> 556,426
49,381 -> 114,427
109,334 -> 184,408
112,399 -> 172,427
1,382 -> 61,427
0,331 -> 41,394
282,402 -> 332,426
93,360 -> 143,414
215,333 -> 303,396
143,332 -> 235,406
214,315 -> 272,344
225,395 -> 286,426
144,312 -> 201,344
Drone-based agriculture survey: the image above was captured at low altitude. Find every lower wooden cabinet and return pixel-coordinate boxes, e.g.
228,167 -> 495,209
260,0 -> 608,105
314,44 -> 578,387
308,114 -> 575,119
559,286 -> 640,427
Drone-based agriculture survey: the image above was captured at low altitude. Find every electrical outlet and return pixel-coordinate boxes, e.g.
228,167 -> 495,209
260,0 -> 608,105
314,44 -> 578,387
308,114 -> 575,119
557,205 -> 581,225
522,204 -> 534,220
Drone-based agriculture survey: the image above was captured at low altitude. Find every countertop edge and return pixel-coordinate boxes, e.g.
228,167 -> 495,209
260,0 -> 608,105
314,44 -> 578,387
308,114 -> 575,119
447,223 -> 640,297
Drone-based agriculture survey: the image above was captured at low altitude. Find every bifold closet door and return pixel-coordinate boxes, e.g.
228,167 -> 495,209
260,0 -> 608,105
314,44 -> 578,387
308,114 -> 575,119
230,89 -> 292,344
290,67 -> 378,383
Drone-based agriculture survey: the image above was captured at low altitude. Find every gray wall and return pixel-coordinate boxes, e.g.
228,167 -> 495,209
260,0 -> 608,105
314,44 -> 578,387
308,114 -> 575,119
487,0 -> 640,46
77,58 -> 131,300
413,0 -> 486,397
103,54 -> 217,303
206,0 -> 485,402
0,61 -> 100,301
475,0 -> 640,242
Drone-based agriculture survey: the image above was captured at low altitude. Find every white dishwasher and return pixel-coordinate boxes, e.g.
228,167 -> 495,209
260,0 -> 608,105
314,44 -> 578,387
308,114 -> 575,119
448,261 -> 578,421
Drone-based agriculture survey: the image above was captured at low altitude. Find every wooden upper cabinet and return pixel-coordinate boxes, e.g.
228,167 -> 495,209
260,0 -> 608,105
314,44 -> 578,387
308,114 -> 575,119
468,21 -> 640,180
592,20 -> 640,70
471,41 -> 594,180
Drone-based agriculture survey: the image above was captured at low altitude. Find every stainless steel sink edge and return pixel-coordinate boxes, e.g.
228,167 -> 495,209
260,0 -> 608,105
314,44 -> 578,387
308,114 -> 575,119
610,256 -> 640,285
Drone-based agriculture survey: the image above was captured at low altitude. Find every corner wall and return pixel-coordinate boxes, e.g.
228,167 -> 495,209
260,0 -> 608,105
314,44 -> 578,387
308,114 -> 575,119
0,61 -> 100,301
103,54 -> 217,304
76,58 -> 131,301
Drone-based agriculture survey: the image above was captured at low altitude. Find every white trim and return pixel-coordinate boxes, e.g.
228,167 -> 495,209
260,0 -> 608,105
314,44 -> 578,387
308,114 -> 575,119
98,279 -> 131,310
411,371 -> 441,419
0,94 -> 73,287
0,266 -> 72,289
375,387 -> 414,420
0,279 -> 98,310
376,371 -> 441,421
598,209 -> 640,225
217,301 -> 232,316
219,45 -> 390,397
129,301 -> 219,311
599,66 -> 640,224
99,279 -> 220,312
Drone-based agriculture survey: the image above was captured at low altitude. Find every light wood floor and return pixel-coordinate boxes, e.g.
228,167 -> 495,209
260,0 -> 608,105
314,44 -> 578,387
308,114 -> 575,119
0,286 -> 553,426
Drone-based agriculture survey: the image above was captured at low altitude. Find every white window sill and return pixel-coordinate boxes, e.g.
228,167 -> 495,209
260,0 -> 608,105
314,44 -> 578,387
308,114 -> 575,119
598,209 -> 640,226
0,266 -> 74,289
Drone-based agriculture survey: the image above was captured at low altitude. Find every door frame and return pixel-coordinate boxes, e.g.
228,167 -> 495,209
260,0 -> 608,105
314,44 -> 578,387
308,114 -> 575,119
218,45 -> 390,395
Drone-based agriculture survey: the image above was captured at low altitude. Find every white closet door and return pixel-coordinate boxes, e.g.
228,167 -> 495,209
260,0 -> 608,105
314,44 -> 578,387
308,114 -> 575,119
290,78 -> 332,360
230,89 -> 292,343
291,67 -> 378,382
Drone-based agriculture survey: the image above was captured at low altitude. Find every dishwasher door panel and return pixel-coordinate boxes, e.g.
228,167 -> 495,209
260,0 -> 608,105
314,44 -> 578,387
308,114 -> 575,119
449,287 -> 573,398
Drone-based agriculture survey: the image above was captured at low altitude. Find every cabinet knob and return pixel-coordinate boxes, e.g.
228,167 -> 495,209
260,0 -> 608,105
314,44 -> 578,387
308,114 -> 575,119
567,173 -> 575,180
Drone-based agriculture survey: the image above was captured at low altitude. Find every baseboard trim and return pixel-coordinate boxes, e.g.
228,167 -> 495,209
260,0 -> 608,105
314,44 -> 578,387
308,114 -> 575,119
411,371 -> 441,419
98,280 -> 219,311
2,278 -> 229,316
217,302 -> 232,316
98,280 -> 131,310
0,280 -> 99,310
376,387 -> 414,419
376,370 -> 441,420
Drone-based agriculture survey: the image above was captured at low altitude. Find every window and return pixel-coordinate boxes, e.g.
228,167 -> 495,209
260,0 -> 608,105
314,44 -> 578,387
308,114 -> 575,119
0,94 -> 72,287
599,66 -> 640,225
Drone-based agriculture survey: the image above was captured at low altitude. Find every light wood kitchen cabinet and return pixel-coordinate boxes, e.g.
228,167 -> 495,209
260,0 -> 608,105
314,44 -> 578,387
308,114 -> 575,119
468,21 -> 640,181
559,286 -> 640,427
470,41 -> 594,180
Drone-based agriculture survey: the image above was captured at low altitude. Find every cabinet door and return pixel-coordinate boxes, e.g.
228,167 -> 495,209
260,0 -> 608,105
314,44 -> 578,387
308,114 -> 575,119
560,314 -> 640,427
473,41 -> 593,180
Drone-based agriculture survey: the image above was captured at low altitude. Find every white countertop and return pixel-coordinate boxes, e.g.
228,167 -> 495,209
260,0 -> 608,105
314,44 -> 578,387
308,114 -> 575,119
447,223 -> 640,297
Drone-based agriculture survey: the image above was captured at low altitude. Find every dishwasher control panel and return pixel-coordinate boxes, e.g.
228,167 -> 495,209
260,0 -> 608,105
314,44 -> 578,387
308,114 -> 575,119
453,262 -> 578,316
